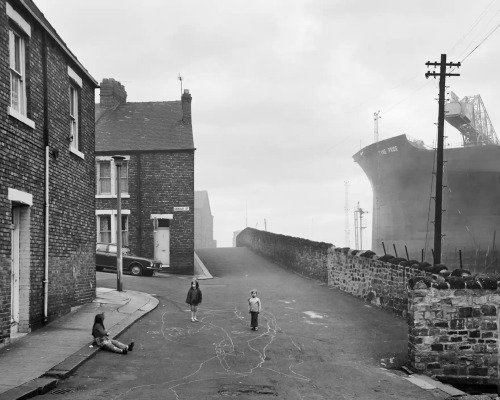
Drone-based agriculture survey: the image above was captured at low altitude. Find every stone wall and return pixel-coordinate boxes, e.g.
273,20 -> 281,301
236,228 -> 422,316
408,289 -> 500,386
236,228 -> 332,282
236,227 -> 500,386
329,251 -> 428,317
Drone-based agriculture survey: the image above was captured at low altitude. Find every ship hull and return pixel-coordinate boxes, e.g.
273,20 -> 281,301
353,134 -> 500,271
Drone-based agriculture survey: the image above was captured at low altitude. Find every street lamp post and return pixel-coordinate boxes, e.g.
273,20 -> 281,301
112,155 -> 126,292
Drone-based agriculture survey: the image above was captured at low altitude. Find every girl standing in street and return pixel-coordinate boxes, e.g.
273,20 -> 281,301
248,289 -> 261,331
186,280 -> 202,322
91,313 -> 134,354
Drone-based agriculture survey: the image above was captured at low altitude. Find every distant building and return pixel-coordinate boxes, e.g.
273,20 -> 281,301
0,0 -> 99,345
233,230 -> 243,247
95,79 -> 195,275
195,191 -> 216,249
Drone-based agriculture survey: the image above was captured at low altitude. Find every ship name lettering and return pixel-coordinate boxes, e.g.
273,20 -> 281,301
378,146 -> 398,156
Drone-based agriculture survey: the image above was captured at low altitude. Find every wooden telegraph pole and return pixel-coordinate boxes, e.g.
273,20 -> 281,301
425,54 -> 460,265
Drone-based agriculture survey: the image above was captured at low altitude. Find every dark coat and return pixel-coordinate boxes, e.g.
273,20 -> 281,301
92,314 -> 107,339
186,287 -> 202,305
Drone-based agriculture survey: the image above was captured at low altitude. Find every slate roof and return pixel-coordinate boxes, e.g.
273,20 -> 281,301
95,102 -> 195,152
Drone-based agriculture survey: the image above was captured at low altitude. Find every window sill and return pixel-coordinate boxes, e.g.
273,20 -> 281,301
8,107 -> 35,129
70,146 -> 85,159
96,194 -> 130,199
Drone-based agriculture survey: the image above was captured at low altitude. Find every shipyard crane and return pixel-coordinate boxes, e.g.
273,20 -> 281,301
445,92 -> 498,146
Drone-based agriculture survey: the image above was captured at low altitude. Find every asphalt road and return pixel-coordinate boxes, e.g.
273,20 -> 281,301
36,247 -> 442,399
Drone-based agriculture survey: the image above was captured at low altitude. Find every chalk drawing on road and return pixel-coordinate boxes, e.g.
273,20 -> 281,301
112,306 -> 311,400
303,311 -> 326,319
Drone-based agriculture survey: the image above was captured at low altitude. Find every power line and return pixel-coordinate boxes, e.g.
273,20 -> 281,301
460,19 -> 500,63
449,0 -> 498,56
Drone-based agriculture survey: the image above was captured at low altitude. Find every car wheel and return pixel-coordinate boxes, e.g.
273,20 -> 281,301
143,270 -> 154,277
130,264 -> 143,276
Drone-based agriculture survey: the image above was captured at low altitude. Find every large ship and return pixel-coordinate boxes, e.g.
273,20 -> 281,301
353,93 -> 500,272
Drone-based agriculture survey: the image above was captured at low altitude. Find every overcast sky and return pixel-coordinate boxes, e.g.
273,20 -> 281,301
36,0 -> 500,248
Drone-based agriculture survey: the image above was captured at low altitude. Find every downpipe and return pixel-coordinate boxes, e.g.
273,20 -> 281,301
42,28 -> 49,324
44,145 -> 49,323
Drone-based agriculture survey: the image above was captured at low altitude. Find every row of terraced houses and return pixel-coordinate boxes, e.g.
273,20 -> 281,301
0,0 -> 215,346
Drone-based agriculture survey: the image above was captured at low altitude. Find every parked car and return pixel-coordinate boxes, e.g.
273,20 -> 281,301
96,243 -> 162,276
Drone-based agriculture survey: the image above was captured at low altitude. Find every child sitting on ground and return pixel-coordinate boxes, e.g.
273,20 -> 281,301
92,312 -> 134,354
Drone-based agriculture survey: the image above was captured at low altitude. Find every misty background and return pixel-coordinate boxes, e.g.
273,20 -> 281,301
36,0 -> 500,247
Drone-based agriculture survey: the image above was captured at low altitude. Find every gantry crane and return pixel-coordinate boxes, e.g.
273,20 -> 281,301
445,92 -> 498,146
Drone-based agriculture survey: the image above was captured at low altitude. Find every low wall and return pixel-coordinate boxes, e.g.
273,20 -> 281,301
236,228 -> 425,316
409,289 -> 500,386
235,228 -> 332,283
329,251 -> 429,317
236,228 -> 500,386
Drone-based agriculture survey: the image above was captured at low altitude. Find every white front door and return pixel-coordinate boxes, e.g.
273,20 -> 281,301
155,225 -> 170,266
11,207 -> 20,334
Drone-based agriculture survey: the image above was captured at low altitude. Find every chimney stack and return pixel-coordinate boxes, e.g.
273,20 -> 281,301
99,78 -> 127,109
181,89 -> 192,125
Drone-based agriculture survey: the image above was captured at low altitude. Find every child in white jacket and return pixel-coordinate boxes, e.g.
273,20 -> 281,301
248,289 -> 261,331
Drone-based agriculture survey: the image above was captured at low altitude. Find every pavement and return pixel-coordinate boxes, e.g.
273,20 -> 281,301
0,287 -> 159,400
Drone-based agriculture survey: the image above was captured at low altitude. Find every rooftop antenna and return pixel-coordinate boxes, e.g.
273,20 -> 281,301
178,73 -> 183,95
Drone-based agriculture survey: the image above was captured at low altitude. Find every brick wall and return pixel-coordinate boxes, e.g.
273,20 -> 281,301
139,152 -> 194,274
96,151 -> 195,275
0,1 -> 96,343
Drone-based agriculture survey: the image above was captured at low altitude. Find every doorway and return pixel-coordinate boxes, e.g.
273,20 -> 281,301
11,206 -> 20,334
154,219 -> 170,266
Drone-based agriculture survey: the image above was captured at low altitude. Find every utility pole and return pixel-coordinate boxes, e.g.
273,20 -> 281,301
374,111 -> 381,143
344,181 -> 350,247
354,202 -> 367,250
425,54 -> 460,265
112,155 -> 126,292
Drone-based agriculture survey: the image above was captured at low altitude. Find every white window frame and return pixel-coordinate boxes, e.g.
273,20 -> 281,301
7,2 -> 34,129
96,156 -> 130,198
68,66 -> 84,159
96,210 -> 130,244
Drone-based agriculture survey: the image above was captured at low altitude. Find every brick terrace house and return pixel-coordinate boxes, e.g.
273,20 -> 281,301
195,190 -> 216,249
0,0 -> 98,345
95,79 -> 195,275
